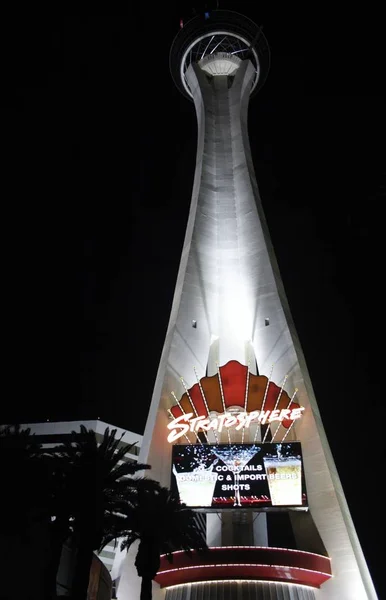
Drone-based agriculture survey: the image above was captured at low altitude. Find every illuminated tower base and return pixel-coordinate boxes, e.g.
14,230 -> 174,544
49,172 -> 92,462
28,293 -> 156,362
114,10 -> 377,600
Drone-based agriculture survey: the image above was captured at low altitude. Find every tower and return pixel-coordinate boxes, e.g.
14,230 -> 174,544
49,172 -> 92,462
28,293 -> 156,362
116,9 -> 377,600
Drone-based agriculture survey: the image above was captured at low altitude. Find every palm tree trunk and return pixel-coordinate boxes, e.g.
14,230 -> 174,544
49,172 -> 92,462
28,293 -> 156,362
140,576 -> 153,600
71,542 -> 94,600
45,520 -> 68,600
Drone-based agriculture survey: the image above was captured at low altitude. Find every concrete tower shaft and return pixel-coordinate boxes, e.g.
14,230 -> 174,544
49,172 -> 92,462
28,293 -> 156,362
185,58 -> 273,368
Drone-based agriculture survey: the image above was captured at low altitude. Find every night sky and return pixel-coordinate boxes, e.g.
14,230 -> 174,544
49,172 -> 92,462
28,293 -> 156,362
6,3 -> 385,597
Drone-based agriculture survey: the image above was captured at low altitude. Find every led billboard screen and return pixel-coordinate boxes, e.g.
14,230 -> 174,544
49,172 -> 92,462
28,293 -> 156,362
171,442 -> 307,509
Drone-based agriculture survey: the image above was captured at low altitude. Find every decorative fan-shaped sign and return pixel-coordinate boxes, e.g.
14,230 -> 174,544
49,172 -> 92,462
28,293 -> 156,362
170,360 -> 301,429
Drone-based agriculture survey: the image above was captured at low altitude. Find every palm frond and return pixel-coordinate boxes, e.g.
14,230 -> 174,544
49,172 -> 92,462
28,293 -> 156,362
109,460 -> 150,482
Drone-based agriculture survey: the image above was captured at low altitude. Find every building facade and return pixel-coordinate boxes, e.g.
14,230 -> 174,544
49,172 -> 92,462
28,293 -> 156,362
116,9 -> 377,600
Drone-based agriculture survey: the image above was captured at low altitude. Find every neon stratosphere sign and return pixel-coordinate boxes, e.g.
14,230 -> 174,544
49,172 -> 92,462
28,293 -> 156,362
167,407 -> 304,443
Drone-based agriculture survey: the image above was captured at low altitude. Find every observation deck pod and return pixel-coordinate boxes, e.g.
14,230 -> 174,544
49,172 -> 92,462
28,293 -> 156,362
169,9 -> 270,101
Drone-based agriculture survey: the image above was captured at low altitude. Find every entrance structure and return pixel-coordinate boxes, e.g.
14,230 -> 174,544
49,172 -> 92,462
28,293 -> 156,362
117,9 -> 377,600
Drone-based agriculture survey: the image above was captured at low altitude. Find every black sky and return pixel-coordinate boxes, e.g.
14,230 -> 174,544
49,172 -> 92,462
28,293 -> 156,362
6,3 -> 385,597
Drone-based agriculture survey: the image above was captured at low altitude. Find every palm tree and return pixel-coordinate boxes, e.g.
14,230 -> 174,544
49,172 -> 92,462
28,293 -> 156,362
102,479 -> 208,600
52,425 -> 150,600
0,425 -> 48,532
0,425 -> 54,599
